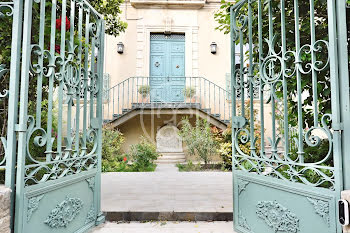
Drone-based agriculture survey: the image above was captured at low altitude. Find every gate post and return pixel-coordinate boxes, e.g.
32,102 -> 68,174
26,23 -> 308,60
335,0 -> 350,190
95,19 -> 106,225
13,0 -> 34,232
4,0 -> 24,231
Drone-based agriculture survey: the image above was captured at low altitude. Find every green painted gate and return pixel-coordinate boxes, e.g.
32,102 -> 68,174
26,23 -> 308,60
230,0 -> 349,233
0,0 -> 105,232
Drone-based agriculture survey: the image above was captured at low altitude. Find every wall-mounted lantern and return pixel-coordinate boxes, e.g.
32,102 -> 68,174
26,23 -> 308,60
210,42 -> 217,54
117,42 -> 124,54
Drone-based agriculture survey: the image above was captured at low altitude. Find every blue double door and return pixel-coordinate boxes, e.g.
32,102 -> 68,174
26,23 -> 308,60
150,34 -> 185,103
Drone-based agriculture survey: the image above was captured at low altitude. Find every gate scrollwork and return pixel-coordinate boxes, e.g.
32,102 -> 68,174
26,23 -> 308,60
22,0 -> 104,186
231,0 -> 336,190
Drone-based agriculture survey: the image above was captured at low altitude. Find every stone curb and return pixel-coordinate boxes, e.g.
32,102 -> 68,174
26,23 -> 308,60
104,211 -> 233,222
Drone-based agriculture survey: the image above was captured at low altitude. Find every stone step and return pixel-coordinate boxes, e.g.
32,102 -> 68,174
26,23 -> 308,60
158,157 -> 186,161
156,152 -> 186,164
156,157 -> 186,161
104,211 -> 233,222
156,159 -> 186,164
159,154 -> 186,160
122,109 -> 131,114
202,108 -> 211,113
103,119 -> 112,124
113,114 -> 121,119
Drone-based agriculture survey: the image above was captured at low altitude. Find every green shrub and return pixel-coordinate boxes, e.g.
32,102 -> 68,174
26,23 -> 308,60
102,155 -> 131,172
129,137 -> 160,172
138,85 -> 151,97
98,126 -> 126,172
218,142 -> 232,170
284,139 -> 332,188
179,117 -> 218,165
298,139 -> 331,165
217,101 -> 262,170
101,125 -> 125,161
183,87 -> 196,98
176,160 -> 201,172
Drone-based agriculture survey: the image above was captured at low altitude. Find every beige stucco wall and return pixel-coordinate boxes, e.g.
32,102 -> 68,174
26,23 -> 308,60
104,0 -> 231,88
117,114 -> 197,152
116,113 -> 222,162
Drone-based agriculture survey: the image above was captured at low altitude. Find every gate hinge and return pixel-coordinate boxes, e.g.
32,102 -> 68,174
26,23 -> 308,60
15,124 -> 27,132
333,122 -> 344,131
232,116 -> 247,129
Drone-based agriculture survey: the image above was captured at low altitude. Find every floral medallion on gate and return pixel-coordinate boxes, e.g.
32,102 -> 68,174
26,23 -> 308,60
256,200 -> 300,233
307,197 -> 330,227
44,196 -> 83,228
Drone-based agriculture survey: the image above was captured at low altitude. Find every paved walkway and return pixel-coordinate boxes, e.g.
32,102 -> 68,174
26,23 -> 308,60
101,164 -> 233,213
155,164 -> 179,172
91,221 -> 236,233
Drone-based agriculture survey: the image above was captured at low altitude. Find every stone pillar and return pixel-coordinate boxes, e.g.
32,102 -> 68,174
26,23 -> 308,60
0,186 -> 11,233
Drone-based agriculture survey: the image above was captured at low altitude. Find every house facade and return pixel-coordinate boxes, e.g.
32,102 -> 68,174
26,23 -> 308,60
104,0 -> 231,89
102,0 -> 235,159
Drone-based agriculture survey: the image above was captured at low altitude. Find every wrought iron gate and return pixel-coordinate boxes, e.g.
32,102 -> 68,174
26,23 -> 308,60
1,0 -> 105,232
231,0 -> 349,233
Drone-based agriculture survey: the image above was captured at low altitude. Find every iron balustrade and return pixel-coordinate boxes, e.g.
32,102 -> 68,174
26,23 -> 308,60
102,76 -> 233,124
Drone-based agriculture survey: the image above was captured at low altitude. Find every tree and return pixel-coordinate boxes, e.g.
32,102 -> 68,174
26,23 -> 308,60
179,117 -> 218,165
89,0 -> 127,37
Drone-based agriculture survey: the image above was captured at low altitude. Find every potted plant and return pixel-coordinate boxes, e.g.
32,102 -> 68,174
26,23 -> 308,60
138,85 -> 151,103
183,86 -> 196,103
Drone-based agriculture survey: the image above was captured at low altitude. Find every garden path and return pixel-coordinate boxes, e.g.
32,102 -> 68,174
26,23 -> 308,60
100,165 -> 233,215
155,164 -> 179,172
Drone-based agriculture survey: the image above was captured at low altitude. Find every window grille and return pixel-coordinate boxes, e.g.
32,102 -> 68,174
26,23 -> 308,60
150,33 -> 185,41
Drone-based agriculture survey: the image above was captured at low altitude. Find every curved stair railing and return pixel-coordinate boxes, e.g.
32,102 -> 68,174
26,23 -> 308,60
103,76 -> 232,124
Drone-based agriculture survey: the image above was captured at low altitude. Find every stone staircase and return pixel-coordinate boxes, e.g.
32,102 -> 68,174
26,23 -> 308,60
108,103 -> 230,125
156,152 -> 186,164
103,77 -> 232,126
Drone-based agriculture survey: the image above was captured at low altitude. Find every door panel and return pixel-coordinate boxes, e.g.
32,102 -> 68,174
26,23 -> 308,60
150,77 -> 167,102
151,42 -> 166,53
168,77 -> 185,102
150,34 -> 185,103
150,40 -> 167,102
170,55 -> 185,77
150,55 -> 166,77
170,42 -> 185,53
